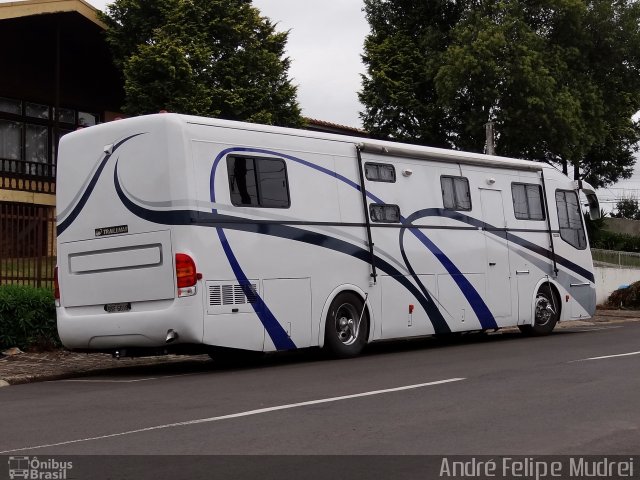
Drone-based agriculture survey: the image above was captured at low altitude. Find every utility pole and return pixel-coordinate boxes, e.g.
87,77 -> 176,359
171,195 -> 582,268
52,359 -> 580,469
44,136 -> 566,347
485,121 -> 495,155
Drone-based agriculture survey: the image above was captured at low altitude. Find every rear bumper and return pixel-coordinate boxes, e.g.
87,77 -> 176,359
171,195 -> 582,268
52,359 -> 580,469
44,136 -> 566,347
56,294 -> 204,350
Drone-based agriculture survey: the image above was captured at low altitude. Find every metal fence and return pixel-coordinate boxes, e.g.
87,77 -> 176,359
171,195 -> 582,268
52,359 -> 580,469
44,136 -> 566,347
0,202 -> 56,288
0,158 -> 56,181
591,248 -> 640,269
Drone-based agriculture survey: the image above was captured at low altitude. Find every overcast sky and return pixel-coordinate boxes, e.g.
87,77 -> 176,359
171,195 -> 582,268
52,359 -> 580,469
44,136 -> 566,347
84,0 -> 369,129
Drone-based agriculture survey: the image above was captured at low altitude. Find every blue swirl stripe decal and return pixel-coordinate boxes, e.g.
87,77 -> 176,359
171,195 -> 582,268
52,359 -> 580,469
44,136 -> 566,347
209,147 -> 362,207
410,208 -> 595,283
400,216 -> 497,329
217,228 -> 296,350
57,133 -> 146,236
114,162 -> 452,337
208,147 -> 496,330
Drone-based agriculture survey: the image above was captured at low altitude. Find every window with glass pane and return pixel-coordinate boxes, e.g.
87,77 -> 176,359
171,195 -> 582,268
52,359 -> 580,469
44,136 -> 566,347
441,176 -> 471,211
370,203 -> 400,223
26,124 -> 49,176
78,112 -> 97,127
25,103 -> 49,120
0,120 -> 22,161
0,98 -> 98,178
53,129 -> 73,170
511,183 -> 545,220
227,156 -> 290,208
364,162 -> 396,182
0,97 -> 21,115
555,190 -> 587,249
57,108 -> 75,124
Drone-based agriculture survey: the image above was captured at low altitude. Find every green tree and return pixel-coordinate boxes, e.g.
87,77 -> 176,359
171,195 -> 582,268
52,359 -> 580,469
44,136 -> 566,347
359,0 -> 640,187
611,195 -> 640,220
100,0 -> 302,127
359,1 -> 464,147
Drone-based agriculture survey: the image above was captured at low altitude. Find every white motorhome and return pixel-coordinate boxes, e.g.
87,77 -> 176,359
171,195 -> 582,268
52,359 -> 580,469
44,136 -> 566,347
55,113 -> 600,358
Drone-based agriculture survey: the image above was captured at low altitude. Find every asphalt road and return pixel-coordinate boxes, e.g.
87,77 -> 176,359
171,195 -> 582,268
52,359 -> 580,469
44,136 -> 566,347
1,322 -> 639,476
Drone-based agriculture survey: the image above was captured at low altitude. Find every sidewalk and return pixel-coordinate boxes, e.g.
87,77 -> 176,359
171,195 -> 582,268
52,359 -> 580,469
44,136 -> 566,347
0,350 -> 211,386
1,310 -> 638,387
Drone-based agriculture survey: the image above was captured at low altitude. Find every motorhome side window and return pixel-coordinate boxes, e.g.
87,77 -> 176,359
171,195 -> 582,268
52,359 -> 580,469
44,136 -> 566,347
227,156 -> 290,208
555,190 -> 587,250
441,176 -> 471,211
511,183 -> 545,220
365,162 -> 396,182
370,204 -> 401,223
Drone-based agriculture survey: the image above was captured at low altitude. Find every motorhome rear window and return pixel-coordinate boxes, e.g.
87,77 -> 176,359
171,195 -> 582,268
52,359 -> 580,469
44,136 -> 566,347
556,190 -> 587,249
365,162 -> 396,182
441,176 -> 471,211
511,183 -> 545,220
227,156 -> 290,208
370,204 -> 401,223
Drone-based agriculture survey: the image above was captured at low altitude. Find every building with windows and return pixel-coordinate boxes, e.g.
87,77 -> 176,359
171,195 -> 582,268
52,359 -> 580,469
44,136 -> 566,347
0,0 -> 123,285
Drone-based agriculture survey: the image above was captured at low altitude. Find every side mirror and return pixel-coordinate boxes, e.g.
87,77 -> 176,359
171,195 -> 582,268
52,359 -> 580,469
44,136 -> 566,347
585,193 -> 601,220
576,180 -> 601,220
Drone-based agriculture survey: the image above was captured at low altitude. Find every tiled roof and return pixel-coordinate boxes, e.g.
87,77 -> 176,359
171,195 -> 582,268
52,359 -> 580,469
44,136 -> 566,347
304,117 -> 366,135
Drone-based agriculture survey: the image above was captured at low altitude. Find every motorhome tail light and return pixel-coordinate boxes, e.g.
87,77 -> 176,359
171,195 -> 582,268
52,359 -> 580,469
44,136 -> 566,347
54,266 -> 60,306
176,253 -> 199,297
176,253 -> 197,287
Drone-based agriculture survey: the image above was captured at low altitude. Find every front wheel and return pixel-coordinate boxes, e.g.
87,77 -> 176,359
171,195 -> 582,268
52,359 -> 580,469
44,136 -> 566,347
324,292 -> 369,358
519,284 -> 560,336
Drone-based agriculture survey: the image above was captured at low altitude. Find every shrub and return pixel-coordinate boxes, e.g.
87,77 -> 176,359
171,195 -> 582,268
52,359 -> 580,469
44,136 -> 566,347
0,285 -> 59,351
606,281 -> 640,309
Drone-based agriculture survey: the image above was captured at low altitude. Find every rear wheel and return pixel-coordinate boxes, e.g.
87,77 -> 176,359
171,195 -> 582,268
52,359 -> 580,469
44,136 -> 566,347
324,292 -> 369,358
519,284 -> 560,336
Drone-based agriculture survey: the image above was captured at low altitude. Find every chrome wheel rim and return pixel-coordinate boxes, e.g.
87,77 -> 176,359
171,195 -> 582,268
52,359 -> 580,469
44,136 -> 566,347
334,303 -> 360,345
534,294 -> 556,326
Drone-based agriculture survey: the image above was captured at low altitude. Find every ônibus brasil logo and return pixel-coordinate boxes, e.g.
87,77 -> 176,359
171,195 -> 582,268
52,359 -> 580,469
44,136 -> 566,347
8,456 -> 73,480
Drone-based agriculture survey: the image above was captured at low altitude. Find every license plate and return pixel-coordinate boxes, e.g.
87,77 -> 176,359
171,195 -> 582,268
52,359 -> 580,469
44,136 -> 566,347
104,302 -> 131,313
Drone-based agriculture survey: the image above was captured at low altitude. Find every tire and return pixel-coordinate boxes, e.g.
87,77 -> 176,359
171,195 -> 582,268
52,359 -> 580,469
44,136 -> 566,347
519,284 -> 560,336
324,292 -> 369,358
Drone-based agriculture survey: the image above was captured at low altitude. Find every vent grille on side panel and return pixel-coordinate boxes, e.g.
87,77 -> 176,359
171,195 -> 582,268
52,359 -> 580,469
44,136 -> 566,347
209,285 -> 222,306
222,284 -> 234,305
209,283 -> 258,306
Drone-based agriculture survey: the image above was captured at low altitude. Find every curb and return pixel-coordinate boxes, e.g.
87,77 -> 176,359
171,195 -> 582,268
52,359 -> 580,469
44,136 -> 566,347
0,371 -> 87,386
0,355 -> 213,386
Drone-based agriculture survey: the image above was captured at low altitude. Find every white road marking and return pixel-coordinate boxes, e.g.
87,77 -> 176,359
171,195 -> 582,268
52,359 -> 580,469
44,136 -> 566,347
0,377 -> 464,453
570,350 -> 640,363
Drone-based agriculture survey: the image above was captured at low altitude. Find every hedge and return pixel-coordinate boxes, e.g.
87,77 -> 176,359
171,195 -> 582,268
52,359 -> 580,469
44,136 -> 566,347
590,230 -> 640,252
0,285 -> 59,351
584,214 -> 640,252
